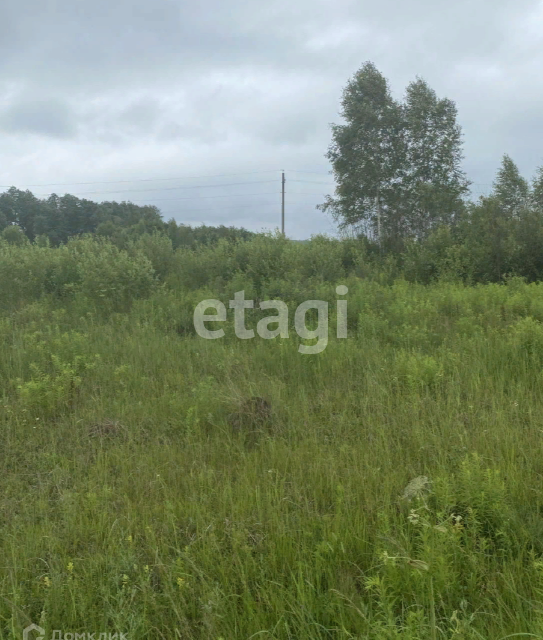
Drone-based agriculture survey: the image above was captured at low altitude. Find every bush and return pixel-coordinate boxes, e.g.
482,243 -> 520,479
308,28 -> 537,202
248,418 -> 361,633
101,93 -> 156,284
69,237 -> 158,313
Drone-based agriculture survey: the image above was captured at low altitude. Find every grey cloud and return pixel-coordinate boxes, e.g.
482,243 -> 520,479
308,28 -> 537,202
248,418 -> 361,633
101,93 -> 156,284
1,0 -> 542,237
4,0 -> 532,96
0,97 -> 76,139
155,122 -> 228,145
244,107 -> 321,147
119,99 -> 161,131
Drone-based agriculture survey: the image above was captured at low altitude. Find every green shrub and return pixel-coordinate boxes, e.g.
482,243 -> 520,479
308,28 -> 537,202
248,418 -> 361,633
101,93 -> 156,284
68,237 -> 158,313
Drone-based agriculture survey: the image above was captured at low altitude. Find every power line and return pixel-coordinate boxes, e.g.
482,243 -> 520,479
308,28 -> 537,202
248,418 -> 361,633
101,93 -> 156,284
0,165 -> 495,234
33,180 -> 278,197
127,195 -> 326,206
290,179 -> 335,186
285,169 -> 331,175
0,169 -> 283,189
93,190 -> 284,202
1,167 -> 499,239
149,202 -> 291,216
283,191 -> 330,196
159,207 -> 325,218
129,196 -> 326,207
0,169 -> 496,192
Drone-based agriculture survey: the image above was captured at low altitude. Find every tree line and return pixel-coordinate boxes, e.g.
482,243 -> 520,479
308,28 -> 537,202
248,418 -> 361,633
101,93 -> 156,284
0,187 -> 256,249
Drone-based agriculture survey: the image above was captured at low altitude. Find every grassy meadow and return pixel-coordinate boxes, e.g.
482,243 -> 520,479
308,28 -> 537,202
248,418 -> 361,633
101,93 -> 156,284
2,233 -> 543,638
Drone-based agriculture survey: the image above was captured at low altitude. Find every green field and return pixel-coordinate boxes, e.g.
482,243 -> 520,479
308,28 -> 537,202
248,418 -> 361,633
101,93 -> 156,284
2,234 -> 543,639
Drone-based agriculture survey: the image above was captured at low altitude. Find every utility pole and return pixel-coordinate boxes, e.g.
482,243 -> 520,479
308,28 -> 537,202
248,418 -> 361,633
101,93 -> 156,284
281,171 -> 285,236
376,187 -> 382,254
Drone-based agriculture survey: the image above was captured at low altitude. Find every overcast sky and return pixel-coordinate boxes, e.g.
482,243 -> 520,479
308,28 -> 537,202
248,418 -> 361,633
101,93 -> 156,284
1,0 -> 542,239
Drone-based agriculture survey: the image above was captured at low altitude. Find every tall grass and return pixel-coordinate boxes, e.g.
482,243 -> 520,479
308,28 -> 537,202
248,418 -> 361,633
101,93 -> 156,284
1,235 -> 543,638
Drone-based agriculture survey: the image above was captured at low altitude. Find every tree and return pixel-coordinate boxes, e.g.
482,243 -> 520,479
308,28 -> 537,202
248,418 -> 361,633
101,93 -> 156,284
0,192 -> 16,231
319,63 -> 470,251
513,207 -> 543,281
33,194 -> 65,245
531,163 -> 543,209
34,194 -> 100,244
492,154 -> 530,218
316,61 -> 407,248
0,210 -> 8,233
460,195 -> 518,282
2,224 -> 29,246
402,78 -> 470,238
0,187 -> 44,241
96,201 -> 164,229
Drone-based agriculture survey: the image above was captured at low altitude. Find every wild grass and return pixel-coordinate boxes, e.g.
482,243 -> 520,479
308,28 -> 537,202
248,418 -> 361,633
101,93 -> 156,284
2,236 -> 543,637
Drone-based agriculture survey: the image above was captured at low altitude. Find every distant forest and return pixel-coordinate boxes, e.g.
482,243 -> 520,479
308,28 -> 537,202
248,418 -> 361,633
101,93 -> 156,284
0,187 -> 257,249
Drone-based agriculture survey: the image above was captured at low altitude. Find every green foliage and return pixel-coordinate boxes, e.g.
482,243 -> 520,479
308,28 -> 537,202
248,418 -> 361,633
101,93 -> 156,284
69,237 -> 158,313
126,231 -> 176,281
0,237 -> 159,313
12,327 -> 100,416
319,62 -> 469,247
0,186 -> 42,240
2,224 -> 29,246
493,154 -> 530,217
393,350 -> 444,392
35,193 -> 100,244
509,315 -> 543,363
0,241 -> 63,309
3,262 -> 543,636
401,77 -> 470,237
532,163 -> 543,208
0,186 -> 256,254
15,354 -> 96,417
318,61 -> 407,240
459,196 -> 519,282
164,220 -> 256,249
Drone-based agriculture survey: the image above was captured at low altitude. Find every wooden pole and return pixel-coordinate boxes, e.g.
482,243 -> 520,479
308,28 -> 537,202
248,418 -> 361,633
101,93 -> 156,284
281,171 -> 285,236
